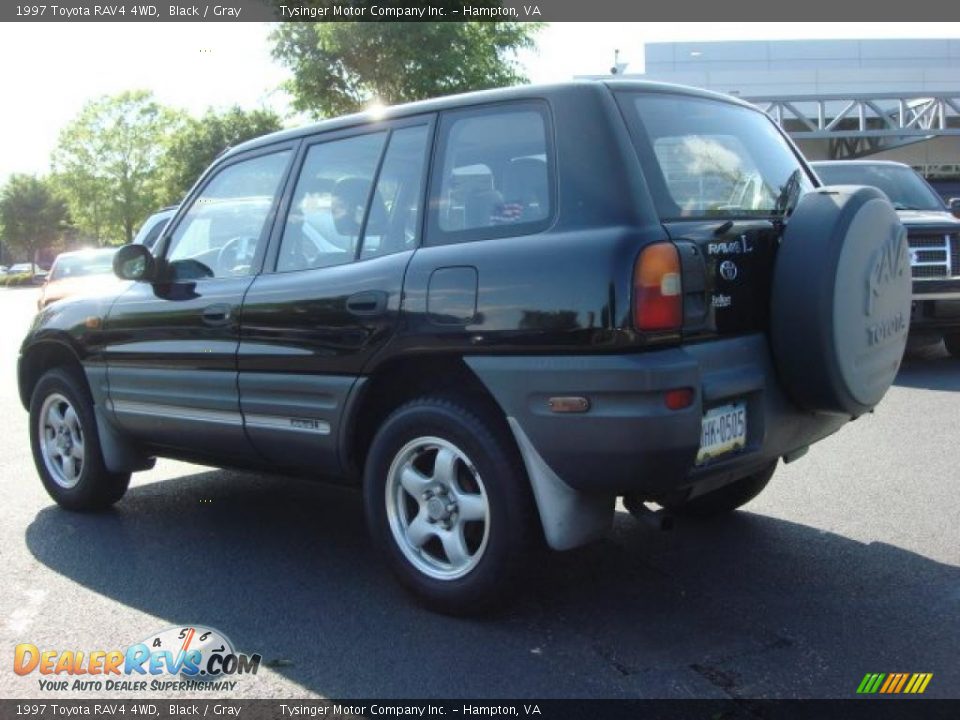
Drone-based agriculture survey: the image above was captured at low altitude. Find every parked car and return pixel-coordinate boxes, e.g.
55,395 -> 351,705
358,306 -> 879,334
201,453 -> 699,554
37,247 -> 120,310
132,206 -> 176,251
19,81 -> 911,614
812,160 -> 960,357
8,262 -> 48,284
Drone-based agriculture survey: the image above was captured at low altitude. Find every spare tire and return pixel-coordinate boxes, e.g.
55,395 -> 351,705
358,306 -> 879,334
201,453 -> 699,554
770,185 -> 910,417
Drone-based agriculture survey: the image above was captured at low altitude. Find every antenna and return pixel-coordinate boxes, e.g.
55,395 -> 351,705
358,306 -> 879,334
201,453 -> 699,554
610,49 -> 628,76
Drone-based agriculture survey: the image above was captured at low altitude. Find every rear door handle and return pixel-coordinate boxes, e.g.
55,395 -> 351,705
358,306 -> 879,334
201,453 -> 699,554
201,303 -> 232,326
346,291 -> 388,316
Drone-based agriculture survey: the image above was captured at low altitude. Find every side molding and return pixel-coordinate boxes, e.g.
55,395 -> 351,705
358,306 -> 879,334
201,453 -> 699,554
507,417 -> 613,551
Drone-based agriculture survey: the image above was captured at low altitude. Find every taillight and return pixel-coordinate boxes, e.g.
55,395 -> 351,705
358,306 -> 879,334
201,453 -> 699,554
634,242 -> 682,331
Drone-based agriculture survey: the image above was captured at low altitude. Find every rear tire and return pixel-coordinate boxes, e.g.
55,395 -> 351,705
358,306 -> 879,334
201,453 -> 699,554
659,461 -> 777,519
29,367 -> 130,511
945,333 -> 960,359
363,396 -> 537,615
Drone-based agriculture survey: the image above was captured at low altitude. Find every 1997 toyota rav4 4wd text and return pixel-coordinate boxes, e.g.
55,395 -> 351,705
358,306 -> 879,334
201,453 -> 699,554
19,82 -> 911,613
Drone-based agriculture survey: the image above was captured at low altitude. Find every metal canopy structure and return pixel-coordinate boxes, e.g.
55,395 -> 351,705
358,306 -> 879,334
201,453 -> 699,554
746,93 -> 960,159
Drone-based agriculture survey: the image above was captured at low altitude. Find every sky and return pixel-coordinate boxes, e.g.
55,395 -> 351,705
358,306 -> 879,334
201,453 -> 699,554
0,21 -> 958,184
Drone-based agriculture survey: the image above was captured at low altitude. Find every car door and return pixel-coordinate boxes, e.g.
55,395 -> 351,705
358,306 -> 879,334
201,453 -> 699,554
103,144 -> 296,461
237,118 -> 433,474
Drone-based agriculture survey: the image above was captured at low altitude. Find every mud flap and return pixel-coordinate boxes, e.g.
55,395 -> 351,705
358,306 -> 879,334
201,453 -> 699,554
507,418 -> 614,551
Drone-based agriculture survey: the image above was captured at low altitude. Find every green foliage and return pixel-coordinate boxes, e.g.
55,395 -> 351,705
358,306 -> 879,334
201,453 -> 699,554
271,20 -> 542,117
0,273 -> 37,287
0,174 -> 69,268
51,90 -> 185,245
157,106 -> 283,206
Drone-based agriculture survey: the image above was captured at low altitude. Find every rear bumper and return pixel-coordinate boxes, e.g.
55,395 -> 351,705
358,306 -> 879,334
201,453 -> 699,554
466,334 -> 848,498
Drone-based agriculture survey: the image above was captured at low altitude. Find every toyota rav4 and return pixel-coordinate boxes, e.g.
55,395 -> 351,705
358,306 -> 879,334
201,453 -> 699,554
19,82 -> 911,614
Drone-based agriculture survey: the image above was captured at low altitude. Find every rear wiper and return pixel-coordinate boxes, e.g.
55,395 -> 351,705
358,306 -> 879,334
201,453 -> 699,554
774,168 -> 803,220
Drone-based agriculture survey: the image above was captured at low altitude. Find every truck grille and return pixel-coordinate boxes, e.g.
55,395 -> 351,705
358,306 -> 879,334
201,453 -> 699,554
908,233 -> 959,280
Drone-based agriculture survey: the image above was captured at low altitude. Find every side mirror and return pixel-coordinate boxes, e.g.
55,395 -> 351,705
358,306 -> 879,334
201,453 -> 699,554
113,243 -> 155,282
948,198 -> 960,218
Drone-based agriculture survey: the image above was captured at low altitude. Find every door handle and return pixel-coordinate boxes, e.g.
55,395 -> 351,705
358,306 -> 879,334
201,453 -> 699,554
201,303 -> 232,326
346,291 -> 388,316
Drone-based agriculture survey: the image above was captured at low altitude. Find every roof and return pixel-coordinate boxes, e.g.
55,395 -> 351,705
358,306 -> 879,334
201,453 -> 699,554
224,80 -> 760,161
810,160 -> 912,168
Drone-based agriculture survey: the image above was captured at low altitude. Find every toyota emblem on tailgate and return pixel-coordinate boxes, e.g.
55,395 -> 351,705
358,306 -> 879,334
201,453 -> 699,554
720,260 -> 739,280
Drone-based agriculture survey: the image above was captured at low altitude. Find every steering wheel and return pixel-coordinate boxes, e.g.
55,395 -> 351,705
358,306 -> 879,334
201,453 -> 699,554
217,236 -> 258,275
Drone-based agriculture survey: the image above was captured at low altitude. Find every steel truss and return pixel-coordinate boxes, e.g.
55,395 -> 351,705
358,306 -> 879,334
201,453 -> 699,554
746,93 -> 960,159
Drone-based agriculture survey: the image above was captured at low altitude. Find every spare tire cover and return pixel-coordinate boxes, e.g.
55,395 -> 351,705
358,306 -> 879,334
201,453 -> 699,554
770,185 -> 910,417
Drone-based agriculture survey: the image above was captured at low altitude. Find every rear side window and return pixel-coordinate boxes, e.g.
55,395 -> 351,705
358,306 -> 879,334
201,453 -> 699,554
430,103 -> 554,243
276,132 -> 388,273
620,93 -> 812,221
360,125 -> 431,260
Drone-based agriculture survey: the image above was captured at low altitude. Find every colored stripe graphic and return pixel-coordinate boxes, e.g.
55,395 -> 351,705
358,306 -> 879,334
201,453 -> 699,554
879,674 -> 896,693
856,673 -> 885,694
857,673 -> 932,694
894,673 -> 910,693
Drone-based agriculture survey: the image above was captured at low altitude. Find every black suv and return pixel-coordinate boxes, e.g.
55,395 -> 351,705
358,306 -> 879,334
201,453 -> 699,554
19,82 -> 911,614
812,160 -> 960,357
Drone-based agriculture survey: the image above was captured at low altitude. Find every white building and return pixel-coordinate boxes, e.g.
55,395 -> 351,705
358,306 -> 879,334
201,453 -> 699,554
595,39 -> 960,183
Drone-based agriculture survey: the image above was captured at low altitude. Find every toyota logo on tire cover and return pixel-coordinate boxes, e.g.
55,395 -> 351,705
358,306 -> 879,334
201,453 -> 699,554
720,260 -> 738,280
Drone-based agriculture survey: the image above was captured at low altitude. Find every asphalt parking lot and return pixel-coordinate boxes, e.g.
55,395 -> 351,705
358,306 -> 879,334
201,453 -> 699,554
0,285 -> 957,700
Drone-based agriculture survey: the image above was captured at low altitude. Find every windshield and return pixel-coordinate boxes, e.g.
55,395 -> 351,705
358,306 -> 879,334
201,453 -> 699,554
619,93 -> 814,221
49,250 -> 116,281
133,212 -> 172,250
812,164 -> 944,211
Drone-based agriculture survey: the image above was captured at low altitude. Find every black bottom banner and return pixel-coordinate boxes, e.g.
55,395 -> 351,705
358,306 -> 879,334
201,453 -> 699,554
3,699 -> 959,720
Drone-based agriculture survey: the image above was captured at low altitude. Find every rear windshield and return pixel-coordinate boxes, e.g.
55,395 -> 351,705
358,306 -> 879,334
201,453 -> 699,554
619,93 -> 813,221
813,163 -> 943,211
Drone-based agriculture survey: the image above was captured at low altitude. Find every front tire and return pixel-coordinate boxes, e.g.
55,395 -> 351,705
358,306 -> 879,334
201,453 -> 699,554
29,368 -> 130,511
363,396 -> 537,615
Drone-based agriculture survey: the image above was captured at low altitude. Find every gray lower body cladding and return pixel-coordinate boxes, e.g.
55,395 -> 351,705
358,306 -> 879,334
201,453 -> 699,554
465,334 -> 848,499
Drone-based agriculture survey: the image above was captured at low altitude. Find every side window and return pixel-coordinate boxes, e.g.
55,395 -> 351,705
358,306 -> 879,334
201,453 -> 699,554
276,132 -> 387,273
166,150 -> 290,280
433,106 -> 552,240
360,125 -> 430,260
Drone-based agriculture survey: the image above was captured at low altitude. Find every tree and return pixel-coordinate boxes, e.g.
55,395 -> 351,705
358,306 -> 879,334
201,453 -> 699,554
271,20 -> 542,118
52,90 -> 185,245
0,174 -> 69,271
157,106 -> 283,206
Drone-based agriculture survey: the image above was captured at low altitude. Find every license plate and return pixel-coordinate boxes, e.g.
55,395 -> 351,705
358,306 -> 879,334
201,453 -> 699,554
697,402 -> 747,464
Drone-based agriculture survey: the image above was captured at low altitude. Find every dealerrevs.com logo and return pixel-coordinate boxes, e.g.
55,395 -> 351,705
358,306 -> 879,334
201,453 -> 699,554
14,626 -> 262,693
